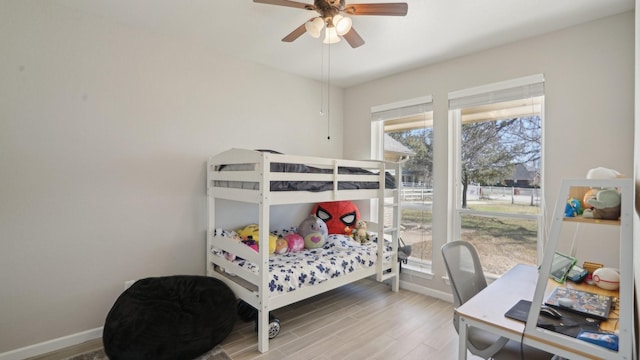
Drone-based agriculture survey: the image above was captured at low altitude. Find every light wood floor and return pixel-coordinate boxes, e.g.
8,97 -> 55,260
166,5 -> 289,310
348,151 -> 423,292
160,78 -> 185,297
222,278 -> 463,360
31,278 -> 476,359
25,338 -> 103,360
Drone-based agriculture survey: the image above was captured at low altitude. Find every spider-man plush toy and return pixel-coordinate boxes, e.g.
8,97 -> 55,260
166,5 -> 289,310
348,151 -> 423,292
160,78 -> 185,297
312,201 -> 360,236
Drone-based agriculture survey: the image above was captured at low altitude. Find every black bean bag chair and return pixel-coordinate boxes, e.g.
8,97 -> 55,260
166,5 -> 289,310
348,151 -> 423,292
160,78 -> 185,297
103,275 -> 236,360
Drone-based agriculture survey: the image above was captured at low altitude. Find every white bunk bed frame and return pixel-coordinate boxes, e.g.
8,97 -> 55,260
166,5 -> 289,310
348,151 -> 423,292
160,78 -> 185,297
206,148 -> 401,353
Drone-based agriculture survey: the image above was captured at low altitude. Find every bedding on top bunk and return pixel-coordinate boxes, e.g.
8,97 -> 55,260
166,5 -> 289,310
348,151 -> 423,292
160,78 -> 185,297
211,229 -> 392,295
213,150 -> 396,192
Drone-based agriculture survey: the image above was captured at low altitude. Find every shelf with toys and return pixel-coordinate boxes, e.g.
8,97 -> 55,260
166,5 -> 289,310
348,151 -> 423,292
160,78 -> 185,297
563,181 -> 622,226
525,177 -> 633,360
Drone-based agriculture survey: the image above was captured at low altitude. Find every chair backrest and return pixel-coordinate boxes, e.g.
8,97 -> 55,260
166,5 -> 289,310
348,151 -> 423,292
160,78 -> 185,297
441,241 -> 487,308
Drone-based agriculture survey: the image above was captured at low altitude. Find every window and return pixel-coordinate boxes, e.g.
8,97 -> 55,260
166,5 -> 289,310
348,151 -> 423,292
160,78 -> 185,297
371,96 -> 434,269
449,75 -> 544,276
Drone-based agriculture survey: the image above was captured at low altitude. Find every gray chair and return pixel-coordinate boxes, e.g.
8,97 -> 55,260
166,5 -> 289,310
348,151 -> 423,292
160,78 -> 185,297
441,241 -> 553,360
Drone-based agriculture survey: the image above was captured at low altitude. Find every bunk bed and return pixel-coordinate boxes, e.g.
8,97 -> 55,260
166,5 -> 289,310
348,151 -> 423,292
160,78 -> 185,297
206,148 -> 401,353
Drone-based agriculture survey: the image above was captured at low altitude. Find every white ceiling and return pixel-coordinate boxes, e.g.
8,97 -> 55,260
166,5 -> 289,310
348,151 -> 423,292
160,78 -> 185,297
52,0 -> 634,87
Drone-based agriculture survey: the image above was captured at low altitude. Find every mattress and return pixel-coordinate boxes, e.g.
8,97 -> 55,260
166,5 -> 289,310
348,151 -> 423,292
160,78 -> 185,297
211,229 -> 392,295
213,150 -> 396,192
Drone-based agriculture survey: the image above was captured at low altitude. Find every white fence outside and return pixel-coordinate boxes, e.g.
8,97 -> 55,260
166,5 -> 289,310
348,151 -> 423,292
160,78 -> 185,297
401,183 -> 541,206
400,186 -> 433,201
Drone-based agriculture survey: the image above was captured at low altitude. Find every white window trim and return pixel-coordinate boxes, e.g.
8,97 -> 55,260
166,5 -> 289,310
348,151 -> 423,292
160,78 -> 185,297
370,95 -> 433,116
448,74 -> 545,106
371,95 -> 435,273
448,74 -> 546,266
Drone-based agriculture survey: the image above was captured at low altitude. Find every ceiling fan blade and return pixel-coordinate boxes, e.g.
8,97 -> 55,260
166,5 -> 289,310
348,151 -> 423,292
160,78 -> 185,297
344,3 -> 408,16
282,22 -> 308,42
253,0 -> 315,11
343,27 -> 365,48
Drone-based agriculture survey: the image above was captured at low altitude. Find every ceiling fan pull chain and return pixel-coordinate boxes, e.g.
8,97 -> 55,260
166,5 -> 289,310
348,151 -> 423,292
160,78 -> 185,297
327,41 -> 331,140
320,39 -> 325,116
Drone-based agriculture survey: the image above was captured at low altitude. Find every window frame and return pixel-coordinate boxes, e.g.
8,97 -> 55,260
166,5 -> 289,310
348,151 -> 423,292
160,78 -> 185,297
448,75 -> 546,273
371,95 -> 435,273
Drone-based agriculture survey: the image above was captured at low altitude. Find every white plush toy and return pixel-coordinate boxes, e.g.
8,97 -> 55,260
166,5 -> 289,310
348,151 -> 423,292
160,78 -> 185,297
582,167 -> 622,220
586,167 -> 622,180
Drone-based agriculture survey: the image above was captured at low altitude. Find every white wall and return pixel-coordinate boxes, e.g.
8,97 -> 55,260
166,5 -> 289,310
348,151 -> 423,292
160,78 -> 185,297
344,12 -> 635,295
0,1 -> 344,353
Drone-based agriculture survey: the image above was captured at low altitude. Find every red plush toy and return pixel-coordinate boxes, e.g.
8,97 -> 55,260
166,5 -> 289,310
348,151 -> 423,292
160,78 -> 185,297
312,201 -> 360,235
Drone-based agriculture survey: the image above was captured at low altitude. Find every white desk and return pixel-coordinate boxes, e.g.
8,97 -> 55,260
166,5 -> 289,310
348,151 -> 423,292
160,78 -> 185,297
455,264 -> 620,360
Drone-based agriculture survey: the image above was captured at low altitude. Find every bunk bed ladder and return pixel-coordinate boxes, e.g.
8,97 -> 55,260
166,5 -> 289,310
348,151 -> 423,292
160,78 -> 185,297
377,161 -> 401,292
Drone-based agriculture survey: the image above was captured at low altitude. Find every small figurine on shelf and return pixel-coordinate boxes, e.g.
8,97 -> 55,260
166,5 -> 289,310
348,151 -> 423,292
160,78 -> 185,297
564,198 -> 582,217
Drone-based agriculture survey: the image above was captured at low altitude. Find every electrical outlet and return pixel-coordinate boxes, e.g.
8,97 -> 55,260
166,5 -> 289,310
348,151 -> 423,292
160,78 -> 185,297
124,280 -> 136,290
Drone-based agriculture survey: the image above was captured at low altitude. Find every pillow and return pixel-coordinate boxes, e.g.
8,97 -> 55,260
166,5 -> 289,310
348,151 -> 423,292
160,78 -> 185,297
103,275 -> 236,360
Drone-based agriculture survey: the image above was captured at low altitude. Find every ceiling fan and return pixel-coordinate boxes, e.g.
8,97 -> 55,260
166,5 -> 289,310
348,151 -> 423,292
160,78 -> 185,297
254,0 -> 408,48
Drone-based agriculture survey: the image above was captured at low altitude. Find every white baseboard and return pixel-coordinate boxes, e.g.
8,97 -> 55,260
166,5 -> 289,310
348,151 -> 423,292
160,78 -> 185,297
0,327 -> 103,360
400,279 -> 453,303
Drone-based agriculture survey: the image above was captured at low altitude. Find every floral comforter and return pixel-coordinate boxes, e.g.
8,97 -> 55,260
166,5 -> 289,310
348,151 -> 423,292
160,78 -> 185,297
211,229 -> 391,294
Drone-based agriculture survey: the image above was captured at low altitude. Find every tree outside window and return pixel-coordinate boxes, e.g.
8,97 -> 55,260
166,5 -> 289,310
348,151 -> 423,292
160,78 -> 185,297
454,95 -> 543,276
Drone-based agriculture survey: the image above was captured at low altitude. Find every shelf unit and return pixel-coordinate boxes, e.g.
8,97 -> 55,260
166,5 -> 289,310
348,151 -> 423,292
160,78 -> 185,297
525,178 -> 634,359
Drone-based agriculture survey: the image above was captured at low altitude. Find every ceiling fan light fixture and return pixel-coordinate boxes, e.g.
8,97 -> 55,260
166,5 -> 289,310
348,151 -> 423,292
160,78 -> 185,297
323,26 -> 341,44
256,0 -> 409,48
305,17 -> 324,38
332,15 -> 352,36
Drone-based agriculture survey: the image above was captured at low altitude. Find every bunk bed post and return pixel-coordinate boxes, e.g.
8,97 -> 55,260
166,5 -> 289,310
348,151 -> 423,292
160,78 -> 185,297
382,160 -> 400,292
390,161 -> 401,292
376,162 -> 386,283
257,151 -> 270,353
332,159 -> 339,197
375,160 -> 400,292
206,158 -> 215,276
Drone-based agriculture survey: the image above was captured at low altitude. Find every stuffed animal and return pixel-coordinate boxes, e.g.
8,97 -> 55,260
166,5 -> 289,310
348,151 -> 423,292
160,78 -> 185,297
352,219 -> 370,244
274,237 -> 288,255
564,198 -> 582,217
582,188 -> 621,220
312,201 -> 360,235
240,239 -> 258,252
236,224 -> 277,254
237,224 -> 259,239
582,188 -> 600,210
284,232 -> 304,252
586,167 -> 622,180
298,215 -> 327,249
224,252 -> 237,261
